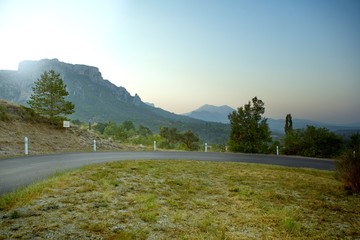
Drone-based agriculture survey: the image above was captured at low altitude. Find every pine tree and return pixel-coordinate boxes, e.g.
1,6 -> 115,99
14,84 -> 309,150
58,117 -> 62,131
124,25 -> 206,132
27,70 -> 75,122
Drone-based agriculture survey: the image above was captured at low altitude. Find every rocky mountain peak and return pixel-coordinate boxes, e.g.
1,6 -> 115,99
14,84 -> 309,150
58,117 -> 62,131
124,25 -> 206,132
19,59 -> 103,83
0,58 -> 145,108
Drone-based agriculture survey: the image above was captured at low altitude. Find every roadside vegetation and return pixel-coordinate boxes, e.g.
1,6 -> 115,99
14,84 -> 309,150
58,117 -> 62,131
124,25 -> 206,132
227,97 -> 360,193
0,100 -> 133,157
0,160 -> 359,239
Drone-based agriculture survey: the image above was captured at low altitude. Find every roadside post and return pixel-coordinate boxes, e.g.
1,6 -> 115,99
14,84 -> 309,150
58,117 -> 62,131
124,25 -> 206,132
24,136 -> 28,156
154,141 -> 156,151
93,139 -> 97,152
205,143 -> 208,152
276,146 -> 279,156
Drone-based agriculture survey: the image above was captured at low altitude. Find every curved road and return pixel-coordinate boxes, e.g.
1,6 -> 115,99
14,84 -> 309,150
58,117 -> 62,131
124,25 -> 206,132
0,151 -> 335,195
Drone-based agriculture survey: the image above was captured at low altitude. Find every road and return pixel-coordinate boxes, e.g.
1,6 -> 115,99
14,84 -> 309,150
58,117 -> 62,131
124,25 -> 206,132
0,151 -> 335,195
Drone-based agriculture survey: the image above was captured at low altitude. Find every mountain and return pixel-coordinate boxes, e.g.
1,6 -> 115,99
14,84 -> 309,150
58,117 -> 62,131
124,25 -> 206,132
184,104 -> 235,123
184,104 -> 359,137
0,59 -> 229,143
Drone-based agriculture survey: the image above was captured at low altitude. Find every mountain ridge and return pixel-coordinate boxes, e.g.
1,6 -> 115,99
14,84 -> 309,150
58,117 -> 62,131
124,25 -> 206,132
183,104 -> 235,124
0,59 -> 229,143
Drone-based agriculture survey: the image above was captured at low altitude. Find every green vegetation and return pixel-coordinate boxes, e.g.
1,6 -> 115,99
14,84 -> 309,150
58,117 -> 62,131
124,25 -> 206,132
336,151 -> 360,193
0,160 -> 359,239
91,121 -> 202,151
159,127 -> 200,150
228,96 -> 271,153
283,125 -> 344,158
336,133 -> 360,193
27,70 -> 75,122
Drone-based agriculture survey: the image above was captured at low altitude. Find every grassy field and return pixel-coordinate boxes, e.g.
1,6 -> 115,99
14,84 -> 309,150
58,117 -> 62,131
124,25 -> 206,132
0,160 -> 359,239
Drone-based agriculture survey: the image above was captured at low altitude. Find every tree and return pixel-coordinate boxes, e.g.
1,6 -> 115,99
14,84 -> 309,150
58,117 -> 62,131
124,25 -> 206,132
284,114 -> 293,134
159,127 -> 180,145
228,97 -> 271,153
137,125 -> 152,137
284,125 -> 344,158
27,70 -> 74,122
179,130 -> 200,151
121,120 -> 135,131
159,127 -> 200,151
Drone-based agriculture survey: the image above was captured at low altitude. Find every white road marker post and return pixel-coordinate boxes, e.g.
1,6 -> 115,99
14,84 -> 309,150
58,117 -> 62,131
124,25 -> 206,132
24,136 -> 29,156
205,143 -> 208,152
93,139 -> 97,152
154,141 -> 156,151
276,146 -> 279,156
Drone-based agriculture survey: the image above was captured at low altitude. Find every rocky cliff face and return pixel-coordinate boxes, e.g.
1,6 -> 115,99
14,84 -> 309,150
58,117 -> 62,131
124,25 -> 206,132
0,58 -> 143,106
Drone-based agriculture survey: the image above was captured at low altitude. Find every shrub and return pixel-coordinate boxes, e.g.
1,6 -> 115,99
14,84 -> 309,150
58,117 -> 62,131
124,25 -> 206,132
0,106 -> 10,121
284,126 -> 344,158
335,151 -> 360,193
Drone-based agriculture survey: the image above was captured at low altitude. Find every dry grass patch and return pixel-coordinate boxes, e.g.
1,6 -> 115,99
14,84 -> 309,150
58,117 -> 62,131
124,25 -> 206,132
0,160 -> 359,239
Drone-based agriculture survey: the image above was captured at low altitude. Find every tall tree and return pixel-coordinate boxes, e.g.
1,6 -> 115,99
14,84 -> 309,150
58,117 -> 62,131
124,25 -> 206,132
284,114 -> 293,134
27,70 -> 74,122
228,96 -> 271,153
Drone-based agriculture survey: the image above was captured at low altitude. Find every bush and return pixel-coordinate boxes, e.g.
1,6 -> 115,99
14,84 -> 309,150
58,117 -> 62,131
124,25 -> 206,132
335,151 -> 360,194
284,126 -> 344,158
0,106 -> 10,121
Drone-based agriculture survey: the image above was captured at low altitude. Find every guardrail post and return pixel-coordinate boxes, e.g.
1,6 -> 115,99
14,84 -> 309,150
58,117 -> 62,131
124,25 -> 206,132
24,136 -> 29,155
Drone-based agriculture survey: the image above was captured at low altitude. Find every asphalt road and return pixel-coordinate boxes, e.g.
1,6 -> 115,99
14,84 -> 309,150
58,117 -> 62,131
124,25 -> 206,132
0,151 -> 335,195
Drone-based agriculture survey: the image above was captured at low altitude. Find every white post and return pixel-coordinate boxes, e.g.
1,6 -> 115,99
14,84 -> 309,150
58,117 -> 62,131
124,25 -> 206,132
93,139 -> 96,152
276,145 -> 279,156
154,141 -> 156,151
205,143 -> 208,152
24,137 -> 29,155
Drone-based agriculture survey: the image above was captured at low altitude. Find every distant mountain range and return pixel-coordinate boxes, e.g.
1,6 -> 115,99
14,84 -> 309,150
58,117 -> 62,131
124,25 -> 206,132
1,59 -> 358,143
184,104 -> 360,136
0,59 -> 229,143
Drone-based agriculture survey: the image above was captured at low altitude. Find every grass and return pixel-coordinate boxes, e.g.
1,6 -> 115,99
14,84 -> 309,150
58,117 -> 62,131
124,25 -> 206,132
0,160 -> 359,239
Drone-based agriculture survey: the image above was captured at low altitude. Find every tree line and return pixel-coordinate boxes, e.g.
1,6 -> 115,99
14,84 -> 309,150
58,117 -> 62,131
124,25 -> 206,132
26,70 -> 358,158
91,121 -> 202,151
227,97 -> 358,159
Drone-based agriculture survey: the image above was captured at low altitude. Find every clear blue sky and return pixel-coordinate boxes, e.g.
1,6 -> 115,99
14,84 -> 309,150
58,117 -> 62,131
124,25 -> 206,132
0,0 -> 359,124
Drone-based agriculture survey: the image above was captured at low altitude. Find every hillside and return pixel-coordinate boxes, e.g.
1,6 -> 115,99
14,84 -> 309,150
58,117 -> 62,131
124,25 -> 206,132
0,59 -> 230,144
0,100 -> 129,157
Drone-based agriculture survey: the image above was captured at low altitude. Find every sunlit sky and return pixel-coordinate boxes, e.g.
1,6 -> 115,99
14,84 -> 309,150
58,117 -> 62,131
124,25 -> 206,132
0,0 -> 359,124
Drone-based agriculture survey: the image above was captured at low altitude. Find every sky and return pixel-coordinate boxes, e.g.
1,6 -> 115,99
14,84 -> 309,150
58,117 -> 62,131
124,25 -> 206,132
0,0 -> 359,124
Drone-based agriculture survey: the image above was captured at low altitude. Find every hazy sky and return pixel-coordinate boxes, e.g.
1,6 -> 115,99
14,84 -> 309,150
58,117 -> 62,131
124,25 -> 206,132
0,0 -> 359,124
